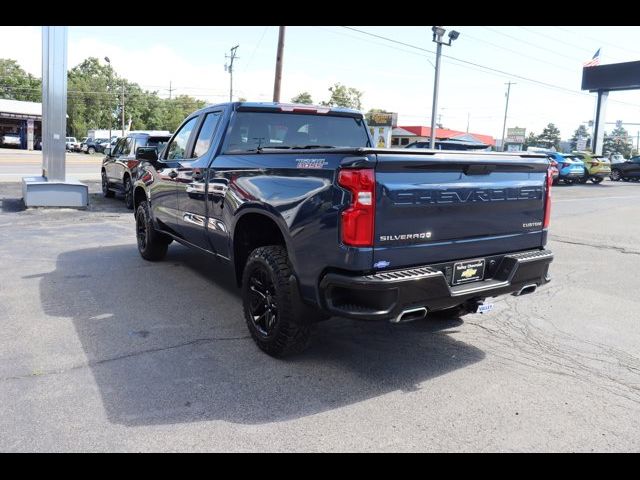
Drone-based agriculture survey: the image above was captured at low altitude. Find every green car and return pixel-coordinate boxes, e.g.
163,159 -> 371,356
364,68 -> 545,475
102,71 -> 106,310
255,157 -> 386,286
571,151 -> 611,184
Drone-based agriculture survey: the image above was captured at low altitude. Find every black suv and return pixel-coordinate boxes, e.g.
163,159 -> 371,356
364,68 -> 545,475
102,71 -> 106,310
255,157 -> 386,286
610,155 -> 640,182
102,132 -> 171,208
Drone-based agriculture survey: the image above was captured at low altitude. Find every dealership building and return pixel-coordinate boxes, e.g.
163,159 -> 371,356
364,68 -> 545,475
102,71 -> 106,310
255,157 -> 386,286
0,99 -> 42,150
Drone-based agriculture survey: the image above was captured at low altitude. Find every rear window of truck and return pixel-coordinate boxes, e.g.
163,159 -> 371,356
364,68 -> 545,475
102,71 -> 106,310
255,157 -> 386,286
222,111 -> 371,152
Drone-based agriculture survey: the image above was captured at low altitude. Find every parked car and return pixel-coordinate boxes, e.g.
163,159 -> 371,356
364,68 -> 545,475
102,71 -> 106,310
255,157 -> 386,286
557,154 -> 586,184
571,151 -> 611,184
1,133 -> 22,148
406,140 -> 490,151
101,132 -> 171,208
527,149 -> 582,185
548,158 -> 559,184
610,155 -> 640,181
130,101 -> 553,357
82,137 -> 109,154
65,136 -> 79,151
76,137 -> 88,152
608,153 -> 626,164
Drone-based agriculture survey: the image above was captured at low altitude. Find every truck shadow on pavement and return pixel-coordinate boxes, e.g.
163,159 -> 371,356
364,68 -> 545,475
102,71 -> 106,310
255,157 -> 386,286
39,244 -> 485,426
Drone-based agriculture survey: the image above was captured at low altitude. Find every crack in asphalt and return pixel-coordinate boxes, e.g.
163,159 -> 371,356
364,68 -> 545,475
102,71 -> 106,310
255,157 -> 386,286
0,335 -> 251,383
551,236 -> 640,256
465,287 -> 640,406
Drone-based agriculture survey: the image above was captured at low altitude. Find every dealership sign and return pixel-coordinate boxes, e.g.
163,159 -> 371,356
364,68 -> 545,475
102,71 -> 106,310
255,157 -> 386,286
366,112 -> 398,127
366,112 -> 398,148
506,127 -> 526,144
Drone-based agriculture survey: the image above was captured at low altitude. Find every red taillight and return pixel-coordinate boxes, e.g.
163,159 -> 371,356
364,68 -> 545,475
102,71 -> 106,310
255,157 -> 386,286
338,168 -> 375,247
543,169 -> 552,228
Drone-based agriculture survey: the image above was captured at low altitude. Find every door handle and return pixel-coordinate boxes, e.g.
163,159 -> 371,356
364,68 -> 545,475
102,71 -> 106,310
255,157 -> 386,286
168,170 -> 178,179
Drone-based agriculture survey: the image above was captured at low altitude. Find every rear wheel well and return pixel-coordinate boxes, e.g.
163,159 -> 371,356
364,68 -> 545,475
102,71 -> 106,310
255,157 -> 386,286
133,186 -> 147,211
234,213 -> 286,286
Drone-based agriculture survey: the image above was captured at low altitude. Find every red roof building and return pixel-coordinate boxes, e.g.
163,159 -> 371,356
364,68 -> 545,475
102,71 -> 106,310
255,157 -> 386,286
392,126 -> 496,148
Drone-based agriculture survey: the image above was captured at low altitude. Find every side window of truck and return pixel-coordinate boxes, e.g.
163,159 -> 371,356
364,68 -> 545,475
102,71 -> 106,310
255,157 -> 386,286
166,117 -> 198,161
193,112 -> 222,158
122,138 -> 133,157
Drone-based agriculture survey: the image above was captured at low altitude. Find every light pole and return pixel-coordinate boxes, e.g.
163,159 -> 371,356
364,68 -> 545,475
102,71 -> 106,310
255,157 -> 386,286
429,26 -> 459,149
104,56 -> 125,137
104,57 -> 113,141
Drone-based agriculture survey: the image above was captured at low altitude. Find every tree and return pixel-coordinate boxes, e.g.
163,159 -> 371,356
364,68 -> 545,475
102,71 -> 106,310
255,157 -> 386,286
291,92 -> 313,104
321,83 -> 363,110
0,58 -> 41,102
603,126 -> 633,158
2,57 -> 213,138
537,123 -> 561,150
524,132 -> 539,149
570,124 -> 591,151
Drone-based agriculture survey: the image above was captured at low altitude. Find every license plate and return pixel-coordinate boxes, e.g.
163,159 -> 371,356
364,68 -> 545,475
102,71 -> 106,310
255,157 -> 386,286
452,258 -> 485,285
476,302 -> 494,314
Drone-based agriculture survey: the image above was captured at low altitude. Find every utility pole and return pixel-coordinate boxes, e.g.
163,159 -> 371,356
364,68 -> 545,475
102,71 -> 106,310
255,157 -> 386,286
273,26 -> 286,102
500,81 -> 515,152
466,112 -> 470,133
225,45 -> 239,102
169,80 -> 173,100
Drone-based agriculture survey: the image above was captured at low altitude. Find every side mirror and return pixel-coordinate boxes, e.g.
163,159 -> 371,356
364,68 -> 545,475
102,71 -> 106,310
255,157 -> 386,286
136,146 -> 158,162
104,147 -> 111,156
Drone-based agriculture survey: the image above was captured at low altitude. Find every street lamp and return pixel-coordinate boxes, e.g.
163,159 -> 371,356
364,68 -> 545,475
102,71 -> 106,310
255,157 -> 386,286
104,56 -> 125,138
429,26 -> 460,149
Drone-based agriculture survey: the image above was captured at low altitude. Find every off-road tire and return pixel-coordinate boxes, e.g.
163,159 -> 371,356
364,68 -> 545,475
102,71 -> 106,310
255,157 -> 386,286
135,200 -> 171,261
242,245 -> 312,357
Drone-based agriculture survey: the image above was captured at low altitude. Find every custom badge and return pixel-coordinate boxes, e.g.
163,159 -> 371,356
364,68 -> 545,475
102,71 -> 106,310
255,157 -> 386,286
296,158 -> 327,169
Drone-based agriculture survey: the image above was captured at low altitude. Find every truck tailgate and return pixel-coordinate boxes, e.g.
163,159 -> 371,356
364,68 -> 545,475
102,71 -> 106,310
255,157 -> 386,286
373,152 -> 549,268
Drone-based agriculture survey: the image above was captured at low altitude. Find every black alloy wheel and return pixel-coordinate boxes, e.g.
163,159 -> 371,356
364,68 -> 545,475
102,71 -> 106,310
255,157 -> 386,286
247,264 -> 278,337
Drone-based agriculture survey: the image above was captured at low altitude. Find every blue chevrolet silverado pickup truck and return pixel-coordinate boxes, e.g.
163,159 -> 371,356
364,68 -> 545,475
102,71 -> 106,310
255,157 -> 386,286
130,102 -> 554,357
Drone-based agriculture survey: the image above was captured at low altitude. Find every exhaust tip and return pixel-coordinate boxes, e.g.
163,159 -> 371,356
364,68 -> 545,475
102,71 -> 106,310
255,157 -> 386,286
392,306 -> 427,323
514,284 -> 537,296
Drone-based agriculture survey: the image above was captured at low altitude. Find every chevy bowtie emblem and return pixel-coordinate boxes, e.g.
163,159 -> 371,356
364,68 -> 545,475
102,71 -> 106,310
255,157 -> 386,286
460,268 -> 478,279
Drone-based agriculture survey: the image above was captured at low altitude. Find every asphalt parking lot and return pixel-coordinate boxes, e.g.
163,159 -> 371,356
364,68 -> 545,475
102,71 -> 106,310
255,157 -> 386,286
1,179 -> 640,452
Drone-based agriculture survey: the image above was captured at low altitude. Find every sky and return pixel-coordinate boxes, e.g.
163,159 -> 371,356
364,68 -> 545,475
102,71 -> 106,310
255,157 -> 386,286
2,25 -> 640,142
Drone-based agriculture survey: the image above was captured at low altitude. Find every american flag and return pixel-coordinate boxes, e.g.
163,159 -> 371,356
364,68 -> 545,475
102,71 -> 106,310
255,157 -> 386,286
584,48 -> 601,67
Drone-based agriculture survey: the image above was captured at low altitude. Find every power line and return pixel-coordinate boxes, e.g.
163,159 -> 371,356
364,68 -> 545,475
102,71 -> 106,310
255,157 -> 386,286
480,26 -> 584,62
339,26 -> 640,109
461,31 -> 576,73
316,26 -> 435,68
555,26 -> 640,58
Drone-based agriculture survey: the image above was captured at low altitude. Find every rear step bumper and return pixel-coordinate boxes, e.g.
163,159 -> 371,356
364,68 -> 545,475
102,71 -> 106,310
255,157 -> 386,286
319,249 -> 553,321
